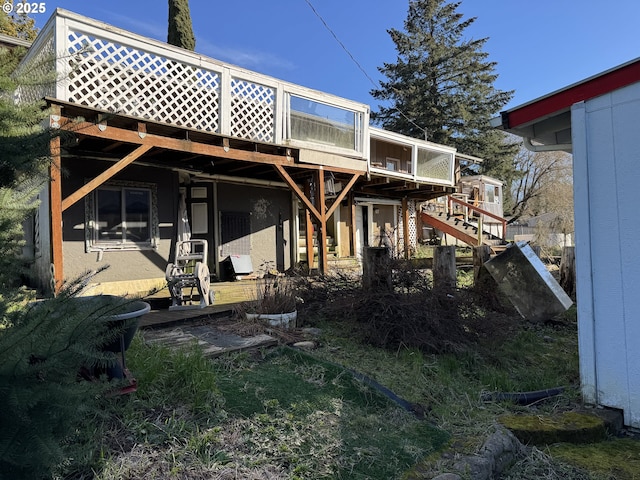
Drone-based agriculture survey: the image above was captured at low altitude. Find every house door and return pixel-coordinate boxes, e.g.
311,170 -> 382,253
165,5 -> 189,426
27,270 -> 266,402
354,204 -> 371,260
186,182 -> 215,268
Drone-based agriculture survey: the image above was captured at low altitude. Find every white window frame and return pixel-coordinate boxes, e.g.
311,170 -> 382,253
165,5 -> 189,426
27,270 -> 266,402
85,180 -> 159,252
385,157 -> 400,171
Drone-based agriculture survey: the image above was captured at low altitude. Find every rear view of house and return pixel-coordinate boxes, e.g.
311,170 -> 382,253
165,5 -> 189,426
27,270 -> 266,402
17,9 -> 487,297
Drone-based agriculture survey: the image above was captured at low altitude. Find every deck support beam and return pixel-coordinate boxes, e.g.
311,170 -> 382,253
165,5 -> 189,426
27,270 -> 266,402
274,165 -> 361,274
60,117 -> 295,166
317,170 -> 328,275
61,144 -> 152,212
349,193 -> 357,258
304,181 -> 315,273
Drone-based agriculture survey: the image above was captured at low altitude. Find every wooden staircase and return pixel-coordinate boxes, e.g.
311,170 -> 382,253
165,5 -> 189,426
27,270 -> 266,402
421,195 -> 508,253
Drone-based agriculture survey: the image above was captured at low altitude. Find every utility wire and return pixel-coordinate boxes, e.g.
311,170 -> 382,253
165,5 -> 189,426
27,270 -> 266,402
303,0 -> 427,138
303,0 -> 378,90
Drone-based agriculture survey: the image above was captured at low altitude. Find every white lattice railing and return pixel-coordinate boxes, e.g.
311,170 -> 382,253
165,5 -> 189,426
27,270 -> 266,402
368,128 -> 455,186
14,29 -> 56,104
19,9 -> 369,159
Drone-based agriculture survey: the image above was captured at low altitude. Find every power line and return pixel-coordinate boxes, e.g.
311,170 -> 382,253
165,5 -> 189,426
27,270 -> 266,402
303,0 -> 378,90
303,0 -> 427,138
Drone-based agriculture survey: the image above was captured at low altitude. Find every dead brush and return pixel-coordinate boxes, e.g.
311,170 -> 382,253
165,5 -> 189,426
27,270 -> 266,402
294,271 -> 363,325
234,271 -> 299,317
294,261 -> 513,354
350,286 -> 483,353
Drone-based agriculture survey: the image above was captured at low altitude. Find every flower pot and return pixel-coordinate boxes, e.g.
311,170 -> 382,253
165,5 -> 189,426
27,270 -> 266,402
75,295 -> 150,381
246,310 -> 297,329
101,298 -> 150,353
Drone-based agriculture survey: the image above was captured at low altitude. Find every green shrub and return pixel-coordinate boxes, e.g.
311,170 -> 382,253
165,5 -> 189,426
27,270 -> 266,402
0,287 -> 131,479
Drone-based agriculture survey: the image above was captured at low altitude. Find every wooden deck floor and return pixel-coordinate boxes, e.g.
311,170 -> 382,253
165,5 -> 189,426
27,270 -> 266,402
140,279 -> 258,328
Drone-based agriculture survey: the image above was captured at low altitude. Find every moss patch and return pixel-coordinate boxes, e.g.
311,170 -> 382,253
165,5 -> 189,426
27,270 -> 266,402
499,412 -> 606,445
550,438 -> 640,479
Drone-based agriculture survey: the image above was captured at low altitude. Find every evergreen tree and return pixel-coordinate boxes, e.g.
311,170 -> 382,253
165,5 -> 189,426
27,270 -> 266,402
371,0 -> 518,179
0,36 -> 120,479
0,285 -> 127,479
0,46 -> 50,293
167,0 -> 195,51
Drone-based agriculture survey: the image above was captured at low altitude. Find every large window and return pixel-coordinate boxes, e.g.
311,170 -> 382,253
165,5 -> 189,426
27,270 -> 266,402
86,181 -> 158,251
288,94 -> 361,152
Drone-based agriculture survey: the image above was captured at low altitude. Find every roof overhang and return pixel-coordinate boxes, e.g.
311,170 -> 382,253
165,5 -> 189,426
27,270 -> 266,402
491,57 -> 640,153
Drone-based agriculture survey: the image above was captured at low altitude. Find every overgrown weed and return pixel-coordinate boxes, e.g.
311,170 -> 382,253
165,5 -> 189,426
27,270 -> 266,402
61,257 -> 588,479
301,265 -> 582,462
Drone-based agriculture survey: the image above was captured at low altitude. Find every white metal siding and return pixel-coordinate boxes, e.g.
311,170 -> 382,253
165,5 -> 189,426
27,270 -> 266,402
573,81 -> 640,427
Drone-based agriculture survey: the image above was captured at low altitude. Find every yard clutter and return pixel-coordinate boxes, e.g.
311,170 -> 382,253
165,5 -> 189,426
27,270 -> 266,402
484,242 -> 573,322
165,239 -> 215,310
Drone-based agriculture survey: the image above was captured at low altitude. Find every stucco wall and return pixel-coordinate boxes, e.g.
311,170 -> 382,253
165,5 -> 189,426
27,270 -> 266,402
216,183 -> 293,275
572,81 -> 640,428
61,159 -> 178,285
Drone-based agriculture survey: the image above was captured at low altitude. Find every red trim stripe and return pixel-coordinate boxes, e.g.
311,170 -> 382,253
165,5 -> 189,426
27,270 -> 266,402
507,60 -> 640,128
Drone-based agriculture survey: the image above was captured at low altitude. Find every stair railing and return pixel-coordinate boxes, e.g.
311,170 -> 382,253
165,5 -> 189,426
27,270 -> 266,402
446,195 -> 507,240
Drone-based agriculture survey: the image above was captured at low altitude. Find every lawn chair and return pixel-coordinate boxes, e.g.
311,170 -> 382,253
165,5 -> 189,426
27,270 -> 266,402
165,239 -> 215,310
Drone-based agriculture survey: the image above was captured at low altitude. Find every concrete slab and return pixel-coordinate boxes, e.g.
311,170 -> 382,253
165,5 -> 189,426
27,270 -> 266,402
484,241 -> 573,322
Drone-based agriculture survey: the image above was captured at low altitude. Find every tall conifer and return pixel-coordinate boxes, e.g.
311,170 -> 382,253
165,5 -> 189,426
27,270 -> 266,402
167,0 -> 196,51
371,0 -> 517,179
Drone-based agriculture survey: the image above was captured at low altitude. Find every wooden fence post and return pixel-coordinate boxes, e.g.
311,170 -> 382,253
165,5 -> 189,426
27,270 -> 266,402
473,245 -> 491,284
433,245 -> 456,290
362,247 -> 393,290
560,246 -> 576,299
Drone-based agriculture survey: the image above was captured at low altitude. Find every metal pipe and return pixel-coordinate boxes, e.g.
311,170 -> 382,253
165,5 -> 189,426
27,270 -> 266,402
169,166 -> 289,189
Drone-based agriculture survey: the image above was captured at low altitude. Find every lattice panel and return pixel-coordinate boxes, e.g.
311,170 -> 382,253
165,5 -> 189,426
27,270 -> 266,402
230,78 -> 275,142
424,156 -> 452,181
15,33 -> 56,104
397,206 -> 405,254
66,31 -> 221,132
408,200 -> 417,248
396,201 -> 418,254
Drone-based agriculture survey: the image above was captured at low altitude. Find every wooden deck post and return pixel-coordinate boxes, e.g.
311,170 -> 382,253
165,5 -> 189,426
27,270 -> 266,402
50,115 -> 64,295
560,246 -> 576,299
317,170 -> 328,275
349,193 -> 357,257
433,245 -> 456,290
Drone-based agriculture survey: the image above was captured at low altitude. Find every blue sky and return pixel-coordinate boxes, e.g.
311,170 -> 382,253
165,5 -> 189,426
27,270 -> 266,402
32,0 -> 640,112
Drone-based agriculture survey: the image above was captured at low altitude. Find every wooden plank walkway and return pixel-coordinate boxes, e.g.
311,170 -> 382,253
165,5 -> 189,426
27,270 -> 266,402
141,323 -> 277,358
138,279 -> 279,357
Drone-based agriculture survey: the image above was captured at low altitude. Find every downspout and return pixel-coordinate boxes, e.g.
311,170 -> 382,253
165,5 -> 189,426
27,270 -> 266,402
523,137 -> 572,152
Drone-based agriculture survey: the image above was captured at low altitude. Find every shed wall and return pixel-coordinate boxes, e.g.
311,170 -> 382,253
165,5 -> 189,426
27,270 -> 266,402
572,81 -> 640,427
